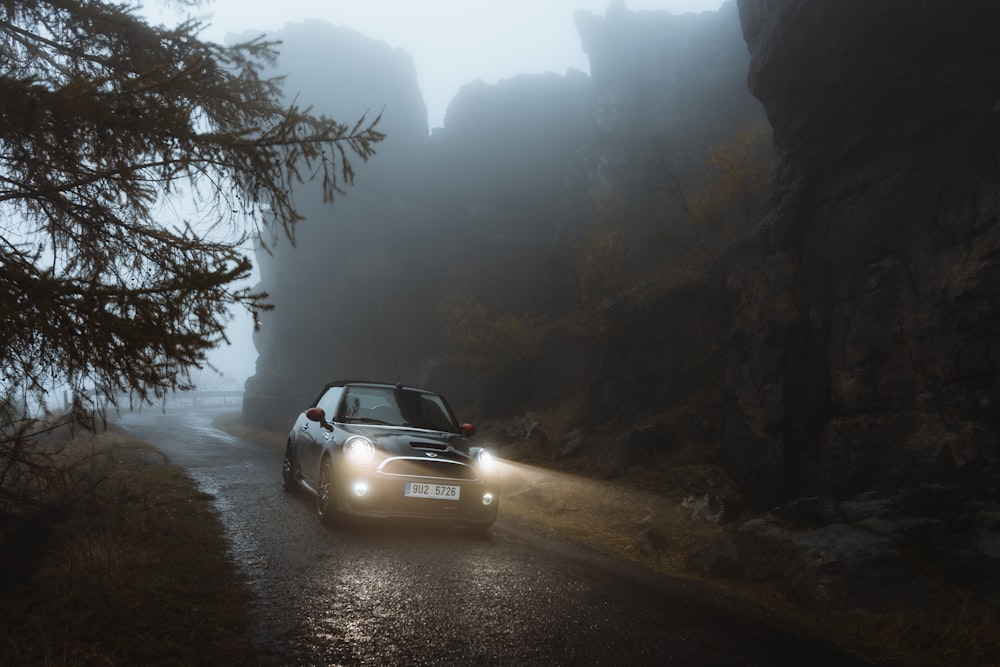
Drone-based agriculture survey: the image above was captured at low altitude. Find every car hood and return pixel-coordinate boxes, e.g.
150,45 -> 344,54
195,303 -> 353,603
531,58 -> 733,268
342,424 -> 475,459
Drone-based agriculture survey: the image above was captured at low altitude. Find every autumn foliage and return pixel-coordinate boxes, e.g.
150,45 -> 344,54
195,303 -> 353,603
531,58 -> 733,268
576,190 -> 630,305
575,189 -> 635,339
663,122 -> 773,268
436,275 -> 544,376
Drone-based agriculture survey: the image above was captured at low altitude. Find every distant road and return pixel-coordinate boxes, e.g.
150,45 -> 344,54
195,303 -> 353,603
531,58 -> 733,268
117,406 -> 873,667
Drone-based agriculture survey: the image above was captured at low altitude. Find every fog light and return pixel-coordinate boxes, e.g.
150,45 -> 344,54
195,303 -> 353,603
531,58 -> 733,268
352,481 -> 369,498
481,492 -> 494,506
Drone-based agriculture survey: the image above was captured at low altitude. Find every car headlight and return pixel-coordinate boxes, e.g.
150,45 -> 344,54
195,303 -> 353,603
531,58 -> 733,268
476,448 -> 495,472
344,436 -> 375,464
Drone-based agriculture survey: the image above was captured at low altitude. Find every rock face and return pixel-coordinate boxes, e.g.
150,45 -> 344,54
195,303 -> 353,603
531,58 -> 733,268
723,0 -> 1000,507
242,21 -> 433,427
243,7 -> 762,430
575,1 -> 763,261
692,486 -> 1000,609
576,1 -> 757,147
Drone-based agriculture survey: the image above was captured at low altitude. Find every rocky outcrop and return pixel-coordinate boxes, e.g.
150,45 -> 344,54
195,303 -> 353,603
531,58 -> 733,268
575,1 -> 764,261
722,0 -> 1000,508
242,21 -> 433,429
243,7 -> 762,429
691,485 -> 1000,609
576,0 -> 757,144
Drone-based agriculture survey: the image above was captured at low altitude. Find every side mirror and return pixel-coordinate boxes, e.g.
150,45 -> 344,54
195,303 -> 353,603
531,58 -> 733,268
461,423 -> 476,437
305,407 -> 334,430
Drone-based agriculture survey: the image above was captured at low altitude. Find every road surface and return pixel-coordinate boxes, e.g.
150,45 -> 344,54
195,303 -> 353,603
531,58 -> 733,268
117,406 -> 872,666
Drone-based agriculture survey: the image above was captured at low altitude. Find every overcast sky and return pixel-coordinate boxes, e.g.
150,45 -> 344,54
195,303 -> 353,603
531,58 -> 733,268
151,0 -> 726,131
145,0 -> 727,387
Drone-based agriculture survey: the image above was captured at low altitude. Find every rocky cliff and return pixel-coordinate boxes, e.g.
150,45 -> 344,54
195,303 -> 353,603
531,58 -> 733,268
243,5 -> 761,429
658,1 -> 1000,610
238,0 -> 1000,612
721,0 -> 1000,507
242,20 -> 434,425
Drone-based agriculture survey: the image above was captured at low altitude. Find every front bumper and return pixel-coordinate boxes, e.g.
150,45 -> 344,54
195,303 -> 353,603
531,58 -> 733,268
333,458 -> 499,523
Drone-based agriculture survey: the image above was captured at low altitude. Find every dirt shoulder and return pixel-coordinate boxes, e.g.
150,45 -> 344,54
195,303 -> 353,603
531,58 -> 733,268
482,428 -> 1000,667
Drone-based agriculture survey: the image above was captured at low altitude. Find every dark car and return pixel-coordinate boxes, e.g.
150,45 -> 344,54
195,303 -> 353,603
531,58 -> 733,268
282,380 -> 499,530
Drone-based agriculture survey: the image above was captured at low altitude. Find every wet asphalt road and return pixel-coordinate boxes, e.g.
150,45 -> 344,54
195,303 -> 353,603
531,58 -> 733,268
116,406 -> 872,667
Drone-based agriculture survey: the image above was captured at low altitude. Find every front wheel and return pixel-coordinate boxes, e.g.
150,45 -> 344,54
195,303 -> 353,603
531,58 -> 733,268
316,457 -> 340,526
282,444 -> 297,494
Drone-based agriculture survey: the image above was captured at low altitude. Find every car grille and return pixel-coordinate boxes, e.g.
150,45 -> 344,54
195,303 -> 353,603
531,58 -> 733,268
378,457 -> 477,481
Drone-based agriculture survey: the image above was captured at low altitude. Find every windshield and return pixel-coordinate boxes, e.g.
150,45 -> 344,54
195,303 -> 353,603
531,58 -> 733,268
338,386 -> 460,433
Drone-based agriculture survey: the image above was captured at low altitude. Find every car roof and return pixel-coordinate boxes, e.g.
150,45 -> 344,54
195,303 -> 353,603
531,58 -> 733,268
322,380 -> 438,395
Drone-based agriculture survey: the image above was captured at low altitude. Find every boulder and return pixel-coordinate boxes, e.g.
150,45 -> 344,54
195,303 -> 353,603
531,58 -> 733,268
718,484 -> 1000,608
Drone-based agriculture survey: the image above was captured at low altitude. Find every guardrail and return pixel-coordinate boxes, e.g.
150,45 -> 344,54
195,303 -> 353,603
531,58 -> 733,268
167,390 -> 244,407
64,389 -> 244,412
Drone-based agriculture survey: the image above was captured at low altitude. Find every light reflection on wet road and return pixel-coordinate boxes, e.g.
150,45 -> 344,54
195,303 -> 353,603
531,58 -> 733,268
117,407 -> 872,666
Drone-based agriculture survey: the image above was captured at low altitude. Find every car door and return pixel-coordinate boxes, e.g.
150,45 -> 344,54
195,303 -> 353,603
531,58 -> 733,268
297,385 -> 344,487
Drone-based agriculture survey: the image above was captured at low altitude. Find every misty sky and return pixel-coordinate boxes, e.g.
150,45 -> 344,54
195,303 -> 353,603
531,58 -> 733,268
149,0 -> 725,130
149,0 -> 726,387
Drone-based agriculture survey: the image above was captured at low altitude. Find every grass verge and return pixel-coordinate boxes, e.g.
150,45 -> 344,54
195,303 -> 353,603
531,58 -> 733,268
0,428 -> 257,667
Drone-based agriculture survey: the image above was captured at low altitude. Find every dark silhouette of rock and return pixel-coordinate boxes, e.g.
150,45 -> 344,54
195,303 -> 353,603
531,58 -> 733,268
242,20 -> 433,428
685,0 -> 1000,611
577,0 -> 757,146
721,0 -> 1000,507
710,485 -> 1000,609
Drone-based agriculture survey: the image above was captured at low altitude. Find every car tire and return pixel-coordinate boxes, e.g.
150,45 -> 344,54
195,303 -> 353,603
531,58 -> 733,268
282,444 -> 298,494
316,456 -> 341,526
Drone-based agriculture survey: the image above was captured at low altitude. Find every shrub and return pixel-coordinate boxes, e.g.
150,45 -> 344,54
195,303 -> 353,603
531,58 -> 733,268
437,275 -> 544,376
658,121 -> 774,270
575,189 -> 637,340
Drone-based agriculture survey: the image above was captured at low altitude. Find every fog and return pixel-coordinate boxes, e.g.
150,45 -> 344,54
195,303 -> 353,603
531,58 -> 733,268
148,0 -> 725,130
151,0 -> 725,390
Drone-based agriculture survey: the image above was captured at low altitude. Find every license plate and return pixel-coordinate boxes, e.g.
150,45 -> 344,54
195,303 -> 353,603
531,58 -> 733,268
405,482 -> 460,499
